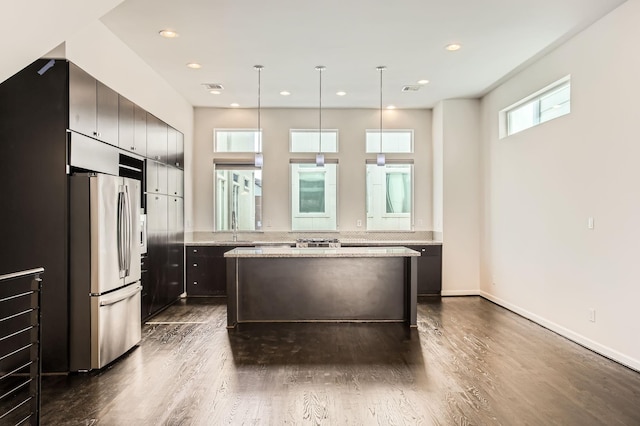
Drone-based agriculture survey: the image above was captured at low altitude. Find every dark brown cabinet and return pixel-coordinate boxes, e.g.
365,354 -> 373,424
167,127 -> 185,169
68,63 -> 118,146
166,197 -> 184,302
68,62 -> 97,139
405,245 -> 442,295
341,243 -> 442,296
186,246 -> 232,296
167,167 -> 184,197
146,194 -> 169,315
147,160 -> 168,194
118,95 -> 147,156
96,81 -> 119,145
147,113 -> 168,162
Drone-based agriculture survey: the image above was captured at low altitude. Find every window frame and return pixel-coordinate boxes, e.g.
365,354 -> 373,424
365,129 -> 414,153
213,128 -> 262,153
365,159 -> 414,231
501,75 -> 571,138
213,160 -> 263,232
289,159 -> 339,231
290,129 -> 339,153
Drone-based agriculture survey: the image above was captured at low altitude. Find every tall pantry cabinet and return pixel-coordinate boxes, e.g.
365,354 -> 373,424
0,58 -> 184,372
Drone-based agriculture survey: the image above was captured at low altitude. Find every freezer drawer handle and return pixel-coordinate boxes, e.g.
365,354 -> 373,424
99,285 -> 142,307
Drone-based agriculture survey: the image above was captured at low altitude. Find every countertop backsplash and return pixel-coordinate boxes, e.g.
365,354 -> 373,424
185,231 -> 441,245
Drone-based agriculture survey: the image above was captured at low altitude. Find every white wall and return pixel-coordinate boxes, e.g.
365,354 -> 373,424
434,100 -> 482,295
480,0 -> 640,370
0,0 -> 124,84
193,108 -> 432,233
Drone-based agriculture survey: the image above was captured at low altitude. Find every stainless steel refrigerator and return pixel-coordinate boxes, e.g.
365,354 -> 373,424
69,173 -> 142,371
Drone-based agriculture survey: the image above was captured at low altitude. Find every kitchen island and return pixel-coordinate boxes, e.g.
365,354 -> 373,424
224,246 -> 421,328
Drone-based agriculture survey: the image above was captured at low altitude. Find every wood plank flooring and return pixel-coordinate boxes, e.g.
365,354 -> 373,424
40,297 -> 640,425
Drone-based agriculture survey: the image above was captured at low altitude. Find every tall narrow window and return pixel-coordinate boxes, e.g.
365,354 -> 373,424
214,163 -> 262,231
366,162 -> 413,231
290,162 -> 338,231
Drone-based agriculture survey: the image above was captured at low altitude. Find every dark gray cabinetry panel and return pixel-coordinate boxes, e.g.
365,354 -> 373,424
147,113 -> 168,163
168,126 -> 178,167
118,95 -> 147,156
186,246 -> 231,296
167,167 -> 184,197
96,81 -> 119,145
167,197 -> 185,302
146,194 -> 169,316
406,245 -> 442,295
147,160 -> 168,195
140,254 -> 150,320
0,59 -> 70,372
68,62 -> 97,139
176,131 -> 184,169
68,63 -> 119,146
134,104 -> 147,157
143,193 -> 184,319
167,126 -> 184,169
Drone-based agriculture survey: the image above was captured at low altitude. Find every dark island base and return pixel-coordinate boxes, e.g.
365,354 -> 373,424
226,256 -> 417,328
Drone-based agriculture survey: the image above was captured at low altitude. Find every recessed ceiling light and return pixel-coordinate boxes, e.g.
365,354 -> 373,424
417,79 -> 429,85
280,91 -> 291,96
336,91 -> 347,96
445,43 -> 462,51
209,90 -> 221,95
186,62 -> 202,69
158,29 -> 179,38
230,103 -> 240,107
387,105 -> 396,110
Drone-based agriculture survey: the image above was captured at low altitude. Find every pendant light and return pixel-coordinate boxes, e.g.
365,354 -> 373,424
376,65 -> 386,166
254,65 -> 264,167
315,65 -> 326,167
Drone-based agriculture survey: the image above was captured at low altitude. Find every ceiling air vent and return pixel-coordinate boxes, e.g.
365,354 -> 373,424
202,83 -> 224,91
402,85 -> 421,92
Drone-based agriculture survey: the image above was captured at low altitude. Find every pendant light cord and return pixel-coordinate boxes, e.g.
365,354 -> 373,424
377,66 -> 386,151
254,65 -> 263,149
315,65 -> 326,151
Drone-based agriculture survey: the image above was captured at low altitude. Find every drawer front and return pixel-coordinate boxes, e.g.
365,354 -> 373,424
186,246 -> 230,296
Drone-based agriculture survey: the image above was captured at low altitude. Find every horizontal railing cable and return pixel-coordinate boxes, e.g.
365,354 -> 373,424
0,267 -> 43,426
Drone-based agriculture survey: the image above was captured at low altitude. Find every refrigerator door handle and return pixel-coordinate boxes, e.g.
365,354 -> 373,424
99,285 -> 142,307
124,186 -> 132,276
117,188 -> 125,278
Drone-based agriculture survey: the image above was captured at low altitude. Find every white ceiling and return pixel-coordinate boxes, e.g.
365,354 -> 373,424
100,0 -> 625,109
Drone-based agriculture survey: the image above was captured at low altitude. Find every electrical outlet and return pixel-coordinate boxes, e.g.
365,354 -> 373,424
356,220 -> 362,227
588,308 -> 596,322
588,217 -> 594,230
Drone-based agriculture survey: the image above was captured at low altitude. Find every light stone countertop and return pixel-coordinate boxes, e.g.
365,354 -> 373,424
223,246 -> 421,258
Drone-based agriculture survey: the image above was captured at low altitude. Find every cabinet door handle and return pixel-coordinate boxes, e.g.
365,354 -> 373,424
193,281 -> 198,285
193,263 -> 198,267
193,249 -> 198,253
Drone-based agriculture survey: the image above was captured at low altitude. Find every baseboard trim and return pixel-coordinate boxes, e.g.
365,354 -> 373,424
441,289 -> 480,296
478,290 -> 640,373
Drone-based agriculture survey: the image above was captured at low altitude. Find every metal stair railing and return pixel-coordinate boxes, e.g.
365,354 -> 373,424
0,268 -> 44,426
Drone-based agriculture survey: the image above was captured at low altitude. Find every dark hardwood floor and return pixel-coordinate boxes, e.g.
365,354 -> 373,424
40,297 -> 640,425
